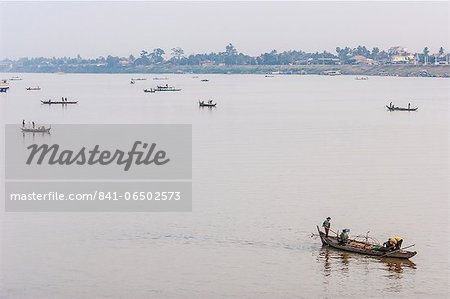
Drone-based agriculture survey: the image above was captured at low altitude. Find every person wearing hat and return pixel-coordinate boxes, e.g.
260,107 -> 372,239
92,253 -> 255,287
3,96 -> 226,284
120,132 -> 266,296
388,236 -> 403,250
322,217 -> 331,237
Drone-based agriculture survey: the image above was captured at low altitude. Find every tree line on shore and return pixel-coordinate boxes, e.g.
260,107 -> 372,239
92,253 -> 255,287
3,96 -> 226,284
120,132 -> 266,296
1,44 -> 448,72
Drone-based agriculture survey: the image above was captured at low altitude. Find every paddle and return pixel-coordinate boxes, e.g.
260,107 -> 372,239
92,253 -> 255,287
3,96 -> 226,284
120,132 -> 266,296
381,244 -> 415,257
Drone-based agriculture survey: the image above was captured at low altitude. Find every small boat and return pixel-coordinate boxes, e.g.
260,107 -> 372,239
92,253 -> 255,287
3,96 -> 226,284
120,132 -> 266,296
317,226 -> 417,259
144,88 -> 156,93
199,100 -> 217,107
153,77 -> 169,80
265,75 -> 275,77
356,76 -> 368,80
0,80 -> 9,92
21,126 -> 51,133
156,85 -> 181,92
131,78 -> 147,81
41,100 -> 78,104
130,80 -> 136,84
10,76 -> 22,81
200,79 -> 209,82
386,105 -> 418,111
26,86 -> 41,91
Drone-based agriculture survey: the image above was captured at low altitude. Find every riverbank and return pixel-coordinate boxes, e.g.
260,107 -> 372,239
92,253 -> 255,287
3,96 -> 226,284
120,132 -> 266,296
2,64 -> 449,77
175,64 -> 450,77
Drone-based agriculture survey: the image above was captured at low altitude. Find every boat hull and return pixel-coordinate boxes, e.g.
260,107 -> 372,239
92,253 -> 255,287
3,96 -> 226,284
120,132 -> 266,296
41,101 -> 78,104
317,226 -> 416,259
21,128 -> 51,133
386,106 -> 418,111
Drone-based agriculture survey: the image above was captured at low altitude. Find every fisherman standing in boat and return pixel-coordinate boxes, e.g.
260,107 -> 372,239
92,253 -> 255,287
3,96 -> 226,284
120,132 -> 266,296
22,119 -> 25,127
322,217 -> 331,237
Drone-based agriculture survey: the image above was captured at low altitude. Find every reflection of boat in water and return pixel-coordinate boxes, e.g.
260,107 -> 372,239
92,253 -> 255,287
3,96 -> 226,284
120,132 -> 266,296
199,100 -> 217,107
317,226 -> 417,259
318,245 -> 417,274
156,84 -> 181,91
21,126 -> 51,133
26,86 -> 41,90
143,88 -> 156,93
41,100 -> 78,104
0,80 -> 10,92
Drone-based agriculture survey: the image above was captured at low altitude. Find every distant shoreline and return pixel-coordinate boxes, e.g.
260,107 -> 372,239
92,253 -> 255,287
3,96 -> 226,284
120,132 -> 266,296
2,64 -> 449,78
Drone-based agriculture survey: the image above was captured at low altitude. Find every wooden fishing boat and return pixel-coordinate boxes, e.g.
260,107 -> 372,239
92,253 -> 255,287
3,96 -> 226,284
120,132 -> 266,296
0,80 -> 9,92
156,85 -> 181,91
200,79 -> 209,82
317,226 -> 417,259
41,100 -> 78,104
144,88 -> 156,93
386,105 -> 418,111
21,127 -> 51,133
199,101 -> 217,107
26,87 -> 41,90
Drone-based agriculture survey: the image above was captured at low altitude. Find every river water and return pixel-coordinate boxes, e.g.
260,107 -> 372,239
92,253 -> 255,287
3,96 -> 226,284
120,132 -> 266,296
0,73 -> 448,298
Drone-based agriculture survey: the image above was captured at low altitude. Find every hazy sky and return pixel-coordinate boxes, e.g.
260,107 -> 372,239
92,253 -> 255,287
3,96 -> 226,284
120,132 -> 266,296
0,1 -> 448,59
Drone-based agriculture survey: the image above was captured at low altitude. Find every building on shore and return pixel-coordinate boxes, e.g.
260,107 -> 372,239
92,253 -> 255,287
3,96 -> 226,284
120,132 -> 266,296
388,46 -> 415,64
352,55 -> 376,65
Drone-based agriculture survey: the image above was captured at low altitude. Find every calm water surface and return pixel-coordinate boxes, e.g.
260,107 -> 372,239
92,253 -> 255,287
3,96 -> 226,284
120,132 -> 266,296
0,74 -> 448,298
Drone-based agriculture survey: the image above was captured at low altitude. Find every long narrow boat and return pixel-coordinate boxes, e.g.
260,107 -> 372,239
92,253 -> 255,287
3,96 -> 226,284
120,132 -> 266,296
199,101 -> 217,107
317,226 -> 417,259
386,105 -> 418,111
156,85 -> 181,92
41,100 -> 78,104
26,87 -> 41,91
21,127 -> 51,133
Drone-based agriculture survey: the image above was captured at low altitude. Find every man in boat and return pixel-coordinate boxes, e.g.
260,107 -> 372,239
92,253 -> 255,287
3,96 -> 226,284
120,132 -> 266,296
322,217 -> 331,237
386,236 -> 403,251
22,119 -> 25,127
32,121 -> 35,129
339,228 -> 350,244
